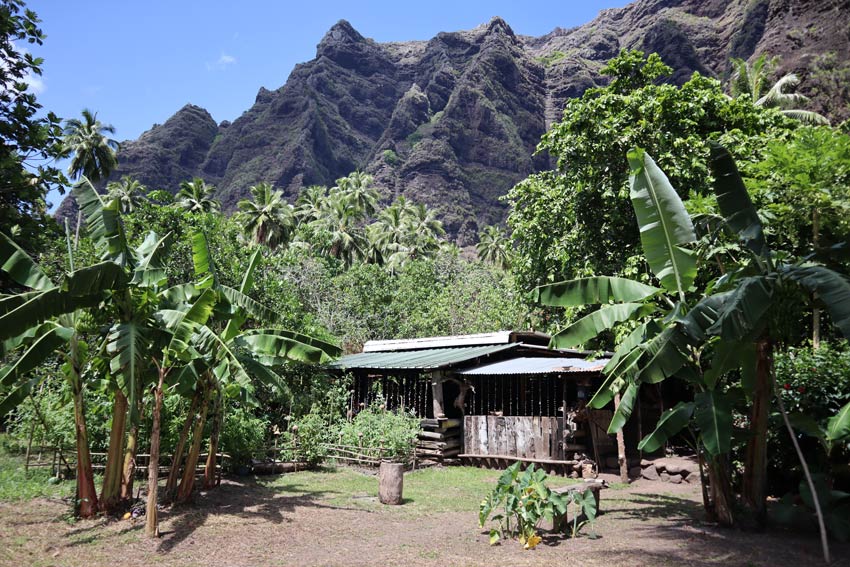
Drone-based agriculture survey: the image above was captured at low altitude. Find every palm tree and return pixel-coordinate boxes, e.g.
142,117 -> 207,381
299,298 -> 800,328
477,225 -> 511,269
295,185 -> 329,224
106,175 -> 146,214
62,109 -> 120,182
236,182 -> 295,249
335,171 -> 379,216
309,192 -> 366,267
176,177 -> 220,213
729,55 -> 829,125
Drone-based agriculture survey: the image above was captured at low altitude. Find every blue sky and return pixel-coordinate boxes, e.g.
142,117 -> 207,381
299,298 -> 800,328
26,1 -> 630,207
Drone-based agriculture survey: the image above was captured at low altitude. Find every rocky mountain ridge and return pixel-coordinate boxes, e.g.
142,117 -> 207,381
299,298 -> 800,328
65,0 -> 850,243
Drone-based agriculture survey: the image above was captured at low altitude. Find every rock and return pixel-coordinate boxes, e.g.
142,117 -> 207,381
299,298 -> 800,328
640,459 -> 653,467
660,472 -> 671,482
641,466 -> 659,481
668,474 -> 683,484
665,463 -> 683,475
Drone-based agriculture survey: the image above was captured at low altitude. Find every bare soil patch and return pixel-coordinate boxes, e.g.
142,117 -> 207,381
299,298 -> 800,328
0,466 -> 846,567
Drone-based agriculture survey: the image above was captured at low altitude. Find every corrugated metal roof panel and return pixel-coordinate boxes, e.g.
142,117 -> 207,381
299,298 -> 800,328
362,331 -> 515,352
329,343 -> 519,370
457,357 -> 609,376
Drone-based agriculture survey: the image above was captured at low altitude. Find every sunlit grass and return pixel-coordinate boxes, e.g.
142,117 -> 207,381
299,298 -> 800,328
0,451 -> 76,502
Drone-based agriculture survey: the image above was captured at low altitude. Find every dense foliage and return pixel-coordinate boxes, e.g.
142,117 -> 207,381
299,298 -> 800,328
507,50 -> 791,291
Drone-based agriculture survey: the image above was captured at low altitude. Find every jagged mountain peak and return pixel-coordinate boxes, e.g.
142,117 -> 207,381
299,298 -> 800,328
64,0 -> 850,244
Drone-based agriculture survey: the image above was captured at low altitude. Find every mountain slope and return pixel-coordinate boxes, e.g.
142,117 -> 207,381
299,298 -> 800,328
62,0 -> 850,243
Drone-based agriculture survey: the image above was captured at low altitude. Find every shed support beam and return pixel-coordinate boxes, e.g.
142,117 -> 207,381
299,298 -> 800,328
430,371 -> 446,419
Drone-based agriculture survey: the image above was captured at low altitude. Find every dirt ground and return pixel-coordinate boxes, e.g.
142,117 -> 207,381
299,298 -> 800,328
1,467 -> 847,567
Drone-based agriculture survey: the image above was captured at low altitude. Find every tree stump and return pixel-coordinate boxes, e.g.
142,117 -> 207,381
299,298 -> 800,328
379,461 -> 404,505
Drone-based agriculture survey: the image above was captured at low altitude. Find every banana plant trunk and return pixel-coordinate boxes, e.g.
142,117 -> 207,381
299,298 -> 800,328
120,386 -> 144,500
69,335 -> 98,518
706,454 -> 735,527
99,390 -> 128,513
203,393 -> 222,489
165,390 -> 201,502
743,337 -> 772,527
175,385 -> 210,504
145,368 -> 166,538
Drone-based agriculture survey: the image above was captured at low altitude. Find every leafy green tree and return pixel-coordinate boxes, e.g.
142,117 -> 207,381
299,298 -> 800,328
476,225 -> 511,270
236,181 -> 295,250
294,185 -> 329,224
730,55 -> 829,125
0,0 -> 65,253
106,175 -> 146,214
176,177 -> 220,213
61,109 -> 119,182
506,49 -> 790,293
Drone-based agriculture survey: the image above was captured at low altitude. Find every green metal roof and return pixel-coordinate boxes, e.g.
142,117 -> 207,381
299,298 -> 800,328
328,343 -> 519,371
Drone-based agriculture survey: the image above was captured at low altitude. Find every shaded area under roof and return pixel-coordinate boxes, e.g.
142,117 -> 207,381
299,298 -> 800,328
457,356 -> 608,376
329,344 -> 518,371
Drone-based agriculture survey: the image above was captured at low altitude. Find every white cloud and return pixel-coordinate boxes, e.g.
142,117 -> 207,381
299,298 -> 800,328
207,53 -> 237,71
23,73 -> 45,94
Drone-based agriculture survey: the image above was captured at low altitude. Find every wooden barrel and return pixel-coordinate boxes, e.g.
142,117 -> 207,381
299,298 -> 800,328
378,461 -> 404,505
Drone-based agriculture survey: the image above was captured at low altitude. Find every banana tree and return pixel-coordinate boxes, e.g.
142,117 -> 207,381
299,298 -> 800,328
535,148 -> 740,525
0,227 -> 127,518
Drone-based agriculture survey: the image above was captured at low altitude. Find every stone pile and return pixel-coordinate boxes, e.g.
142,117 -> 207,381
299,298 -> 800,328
640,457 -> 700,484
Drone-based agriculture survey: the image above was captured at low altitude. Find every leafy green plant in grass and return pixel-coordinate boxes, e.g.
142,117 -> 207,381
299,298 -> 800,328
338,398 -> 419,462
479,462 -> 596,549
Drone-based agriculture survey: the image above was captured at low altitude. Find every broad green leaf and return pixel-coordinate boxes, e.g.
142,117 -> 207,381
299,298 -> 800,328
638,401 -> 694,453
826,401 -> 850,443
535,276 -> 661,307
106,320 -> 148,422
783,264 -> 850,340
704,340 -> 755,390
608,381 -> 640,433
74,178 -> 130,264
236,328 -> 340,364
679,293 -> 730,343
550,303 -> 656,349
0,232 -> 53,290
708,143 -> 769,259
219,285 -> 279,326
708,276 -> 774,341
62,261 -> 128,296
0,323 -> 73,388
694,391 -> 732,457
0,288 -> 101,341
191,230 -> 214,281
0,374 -> 45,416
589,346 -> 642,409
788,413 -> 825,440
132,231 -> 171,288
635,327 -> 688,384
628,148 -> 697,297
240,248 -> 262,294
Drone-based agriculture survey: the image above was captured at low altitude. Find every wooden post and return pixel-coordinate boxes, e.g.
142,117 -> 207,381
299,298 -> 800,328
430,371 -> 446,419
379,461 -> 404,505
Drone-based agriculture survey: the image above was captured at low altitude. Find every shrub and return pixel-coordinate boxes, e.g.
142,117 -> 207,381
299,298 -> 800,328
337,399 -> 419,462
220,407 -> 266,468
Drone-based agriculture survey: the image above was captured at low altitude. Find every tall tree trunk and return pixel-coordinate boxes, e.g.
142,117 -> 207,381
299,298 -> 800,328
613,393 -> 629,482
69,334 -> 98,518
145,368 -> 166,538
120,387 -> 143,500
175,385 -> 210,504
706,453 -> 735,527
743,337 -> 772,527
99,390 -> 128,513
203,391 -> 222,489
165,390 -> 201,502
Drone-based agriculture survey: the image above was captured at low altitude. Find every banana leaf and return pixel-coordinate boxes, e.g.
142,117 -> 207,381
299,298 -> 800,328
535,276 -> 661,307
0,232 -> 53,291
550,302 -> 656,349
694,390 -> 732,457
638,402 -> 694,453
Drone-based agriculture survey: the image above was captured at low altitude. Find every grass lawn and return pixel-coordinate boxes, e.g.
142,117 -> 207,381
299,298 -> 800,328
0,457 -> 846,567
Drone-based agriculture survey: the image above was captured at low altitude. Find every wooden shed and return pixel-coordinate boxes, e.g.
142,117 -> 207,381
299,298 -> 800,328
329,331 -> 645,472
